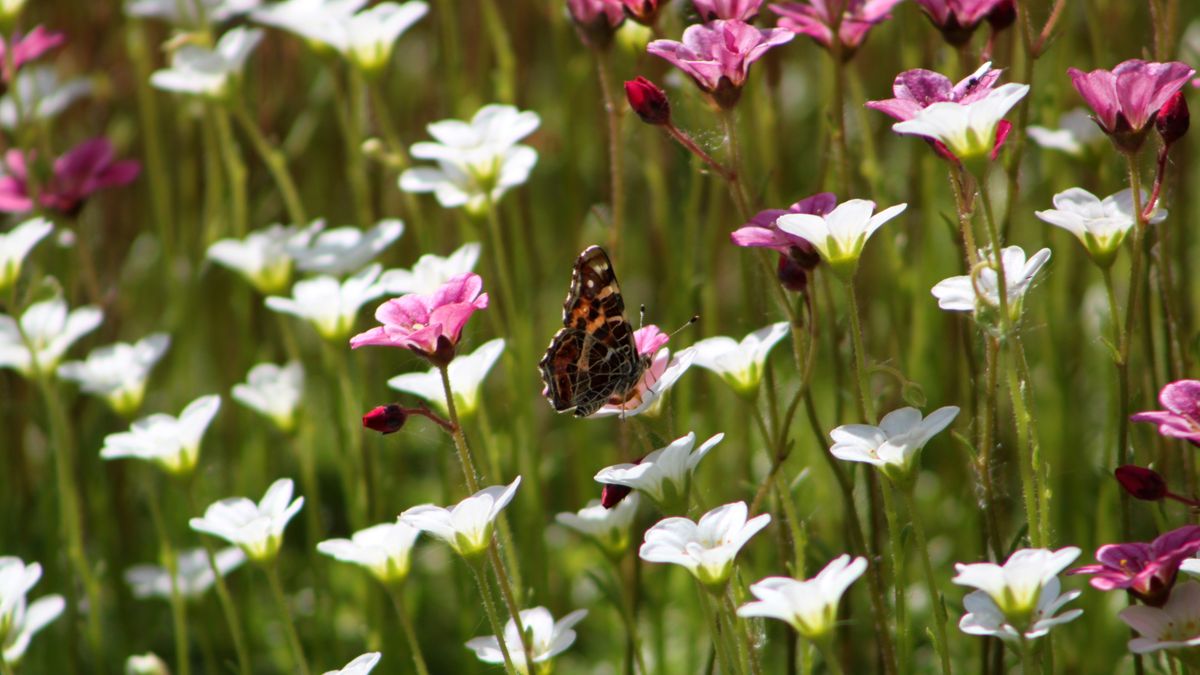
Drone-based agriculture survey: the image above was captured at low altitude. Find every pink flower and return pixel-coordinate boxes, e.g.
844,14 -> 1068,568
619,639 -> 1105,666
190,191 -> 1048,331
1068,59 -> 1196,154
1069,526 -> 1200,607
694,0 -> 763,21
647,20 -> 793,108
770,0 -> 902,56
567,0 -> 626,48
591,325 -> 695,418
0,139 -> 141,215
913,0 -> 1010,46
1131,380 -> 1200,446
731,192 -> 835,252
349,272 -> 489,364
0,27 -> 65,82
866,62 -> 1002,121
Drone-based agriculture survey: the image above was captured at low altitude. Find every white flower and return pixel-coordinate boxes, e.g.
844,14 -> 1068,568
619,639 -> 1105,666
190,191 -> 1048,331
124,547 -> 246,600
465,606 -> 587,675
126,0 -> 261,24
59,333 -> 171,416
737,555 -> 868,639
189,478 -> 305,562
287,219 -> 404,276
399,104 -> 540,216
1120,581 -> 1200,654
594,432 -> 722,509
387,338 -> 504,416
639,501 -> 771,587
379,241 -> 481,295
893,83 -> 1030,163
0,218 -> 52,292
207,221 -> 322,294
323,652 -> 381,675
954,547 -> 1082,641
692,322 -> 789,396
589,347 -> 696,419
555,495 -> 640,556
252,0 -> 366,48
0,66 -> 91,130
124,652 -> 170,675
1035,188 -> 1164,266
400,476 -> 521,558
317,521 -> 420,585
0,295 -> 102,377
0,557 -> 64,665
931,246 -> 1051,325
232,361 -> 304,432
150,26 -> 263,98
100,394 -> 221,476
1027,108 -> 1105,156
829,405 -> 960,483
335,2 -> 428,73
777,198 -> 907,279
265,264 -> 385,340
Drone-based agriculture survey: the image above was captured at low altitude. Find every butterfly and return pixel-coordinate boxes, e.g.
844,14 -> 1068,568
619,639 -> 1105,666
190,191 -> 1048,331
539,245 -> 651,418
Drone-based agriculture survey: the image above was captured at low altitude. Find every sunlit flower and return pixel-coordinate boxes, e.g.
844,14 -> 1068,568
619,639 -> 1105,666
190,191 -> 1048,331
266,264 -> 385,341
0,557 -> 64,665
566,0 -> 625,49
1070,526 -> 1200,607
189,478 -> 305,563
100,394 -> 221,476
232,361 -> 305,432
556,495 -> 640,557
127,0 -> 261,25
0,27 -> 64,82
387,337 -> 503,417
150,26 -> 263,98
866,62 -> 1002,122
317,521 -> 420,585
1035,187 -> 1164,267
0,295 -> 102,377
777,198 -> 906,279
695,0 -> 763,22
323,652 -> 381,675
692,322 -> 789,397
1120,581 -> 1200,654
400,476 -> 521,558
892,82 -> 1029,165
589,325 -> 695,418
350,272 -> 489,364
1069,59 -> 1196,154
258,1 -> 427,73
286,219 -> 404,276
0,217 -> 52,292
1132,380 -> 1200,446
379,242 -> 481,295
59,333 -> 171,416
730,192 -> 835,252
640,501 -> 771,588
595,431 -> 722,510
830,405 -> 960,484
1027,108 -> 1106,156
647,20 -> 792,108
0,66 -> 91,130
124,547 -> 246,600
124,652 -> 170,675
737,554 -> 867,639
208,221 -> 322,294
771,0 -> 902,56
0,139 -> 141,215
931,245 -> 1051,327
954,546 -> 1082,641
465,606 -> 587,675
913,0 -> 1010,46
251,0 -> 364,47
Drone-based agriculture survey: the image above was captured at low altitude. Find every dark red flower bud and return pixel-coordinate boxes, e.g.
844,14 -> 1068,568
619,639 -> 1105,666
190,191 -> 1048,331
363,405 -> 407,434
1115,465 -> 1168,501
625,77 -> 671,126
1156,91 -> 1190,147
777,244 -> 820,292
986,0 -> 1016,31
622,0 -> 667,26
601,483 -> 634,509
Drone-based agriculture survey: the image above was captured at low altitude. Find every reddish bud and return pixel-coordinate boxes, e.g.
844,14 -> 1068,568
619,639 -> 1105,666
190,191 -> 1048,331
777,244 -> 820,292
1115,465 -> 1168,501
363,404 -> 407,434
601,483 -> 634,509
986,0 -> 1016,31
622,0 -> 667,26
625,77 -> 671,126
1156,91 -> 1190,147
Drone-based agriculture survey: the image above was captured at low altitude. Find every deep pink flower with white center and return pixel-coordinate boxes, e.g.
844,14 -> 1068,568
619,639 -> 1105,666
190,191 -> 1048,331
0,139 -> 141,215
647,20 -> 793,108
770,0 -> 902,57
914,0 -> 1009,46
694,0 -> 763,21
1131,380 -> 1200,446
1068,60 -> 1196,154
0,27 -> 65,82
567,0 -> 626,48
349,272 -> 489,364
1069,526 -> 1200,607
866,61 -> 1002,121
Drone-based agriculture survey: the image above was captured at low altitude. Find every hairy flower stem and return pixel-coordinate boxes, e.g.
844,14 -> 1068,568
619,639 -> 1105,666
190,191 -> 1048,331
126,21 -> 175,268
720,110 -> 753,220
487,542 -> 537,670
387,584 -> 431,675
607,555 -> 650,675
722,589 -> 760,675
322,340 -> 372,523
483,200 -> 520,337
827,28 -> 852,195
146,484 -> 190,675
901,485 -> 953,674
184,485 -> 253,675
814,637 -> 846,675
845,278 -> 876,423
593,49 -> 624,258
365,81 -> 430,248
880,481 -> 909,673
469,559 -> 520,675
231,102 -> 309,226
264,562 -> 310,675
978,338 -> 1005,559
210,106 -> 248,236
697,583 -> 740,675
480,0 -> 516,104
329,66 -> 374,228
438,364 -> 481,491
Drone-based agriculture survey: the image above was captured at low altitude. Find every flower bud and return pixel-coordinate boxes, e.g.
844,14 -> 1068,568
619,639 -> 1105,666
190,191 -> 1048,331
777,244 -> 819,292
1114,465 -> 1168,501
363,404 -> 407,434
622,0 -> 666,26
625,76 -> 671,126
601,482 -> 633,509
1156,91 -> 1190,147
986,0 -> 1016,31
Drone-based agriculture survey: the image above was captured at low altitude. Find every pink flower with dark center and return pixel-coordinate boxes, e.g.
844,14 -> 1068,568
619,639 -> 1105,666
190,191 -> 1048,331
647,20 -> 793,109
1132,380 -> 1200,446
567,0 -> 626,48
1068,60 -> 1196,154
349,272 -> 489,365
866,61 -> 1002,122
1069,526 -> 1200,607
770,0 -> 902,57
622,0 -> 669,25
694,0 -> 764,21
0,27 -> 65,82
0,139 -> 141,215
913,0 -> 1010,46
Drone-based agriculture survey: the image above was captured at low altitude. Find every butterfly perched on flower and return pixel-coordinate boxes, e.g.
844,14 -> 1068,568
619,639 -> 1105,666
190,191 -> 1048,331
539,246 -> 651,418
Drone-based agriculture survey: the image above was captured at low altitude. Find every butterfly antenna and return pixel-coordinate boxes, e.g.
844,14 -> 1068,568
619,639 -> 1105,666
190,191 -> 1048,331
639,304 -> 646,330
668,314 -> 700,339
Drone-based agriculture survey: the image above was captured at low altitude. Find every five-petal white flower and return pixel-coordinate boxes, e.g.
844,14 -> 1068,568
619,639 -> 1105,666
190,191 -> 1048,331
150,26 -> 264,98
953,546 -> 1083,641
189,478 -> 305,562
59,333 -> 171,416
400,477 -> 521,558
124,652 -> 170,675
555,495 -> 640,557
777,199 -> 907,279
465,606 -> 587,675
265,264 -> 385,340
379,242 -> 481,295
692,322 -> 789,397
286,219 -> 404,276
1035,188 -> 1164,266
387,338 -> 504,417
829,405 -> 960,483
124,547 -> 246,600
317,521 -> 420,585
640,501 -> 771,587
322,652 -> 381,675
0,557 -> 64,665
1119,581 -> 1200,654
594,432 -> 723,509
893,83 -> 1031,163
232,361 -> 305,432
127,0 -> 261,25
0,295 -> 103,377
737,554 -> 868,639
0,218 -> 52,292
207,221 -> 322,294
100,394 -> 221,476
0,66 -> 92,130
317,1 -> 428,73
1027,108 -> 1105,156
931,246 -> 1052,325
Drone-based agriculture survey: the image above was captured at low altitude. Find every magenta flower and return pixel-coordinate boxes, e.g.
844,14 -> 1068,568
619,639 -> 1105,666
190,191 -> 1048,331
694,0 -> 763,21
567,0 -> 626,48
1068,59 -> 1196,154
770,0 -> 902,57
1069,526 -> 1200,607
731,192 -> 834,252
0,27 -> 65,82
349,272 -> 489,365
913,0 -> 1010,46
647,20 -> 793,108
1132,380 -> 1200,446
0,139 -> 141,215
866,61 -> 1002,122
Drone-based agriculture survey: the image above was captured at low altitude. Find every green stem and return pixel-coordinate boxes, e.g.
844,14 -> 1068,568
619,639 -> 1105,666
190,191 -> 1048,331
210,106 -> 248,237
1102,266 -> 1132,537
593,48 -> 624,258
329,65 -> 374,228
1018,637 -> 1039,674
827,32 -> 851,194
1116,156 -> 1149,536
487,543 -> 537,671
126,20 -> 175,268
697,584 -> 738,675
607,557 -> 650,675
439,364 -> 481,492
901,485 -> 953,674
322,340 -> 371,524
469,559 -> 519,675
723,588 -> 762,675
0,656 -> 14,675
880,480 -> 909,674
231,102 -> 309,226
720,110 -> 752,220
813,637 -> 846,675
978,338 -> 1005,560
479,0 -> 516,103
264,562 -> 310,675
845,278 -> 876,423
147,484 -> 190,675
386,585 -> 431,675
185,485 -> 253,675
1005,342 -> 1041,547
483,201 -> 520,336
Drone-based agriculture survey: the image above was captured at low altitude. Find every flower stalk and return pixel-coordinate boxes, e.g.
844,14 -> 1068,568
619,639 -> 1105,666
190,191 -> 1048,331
900,485 -> 953,673
184,483 -> 253,675
264,561 -> 310,675
387,584 -> 431,675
